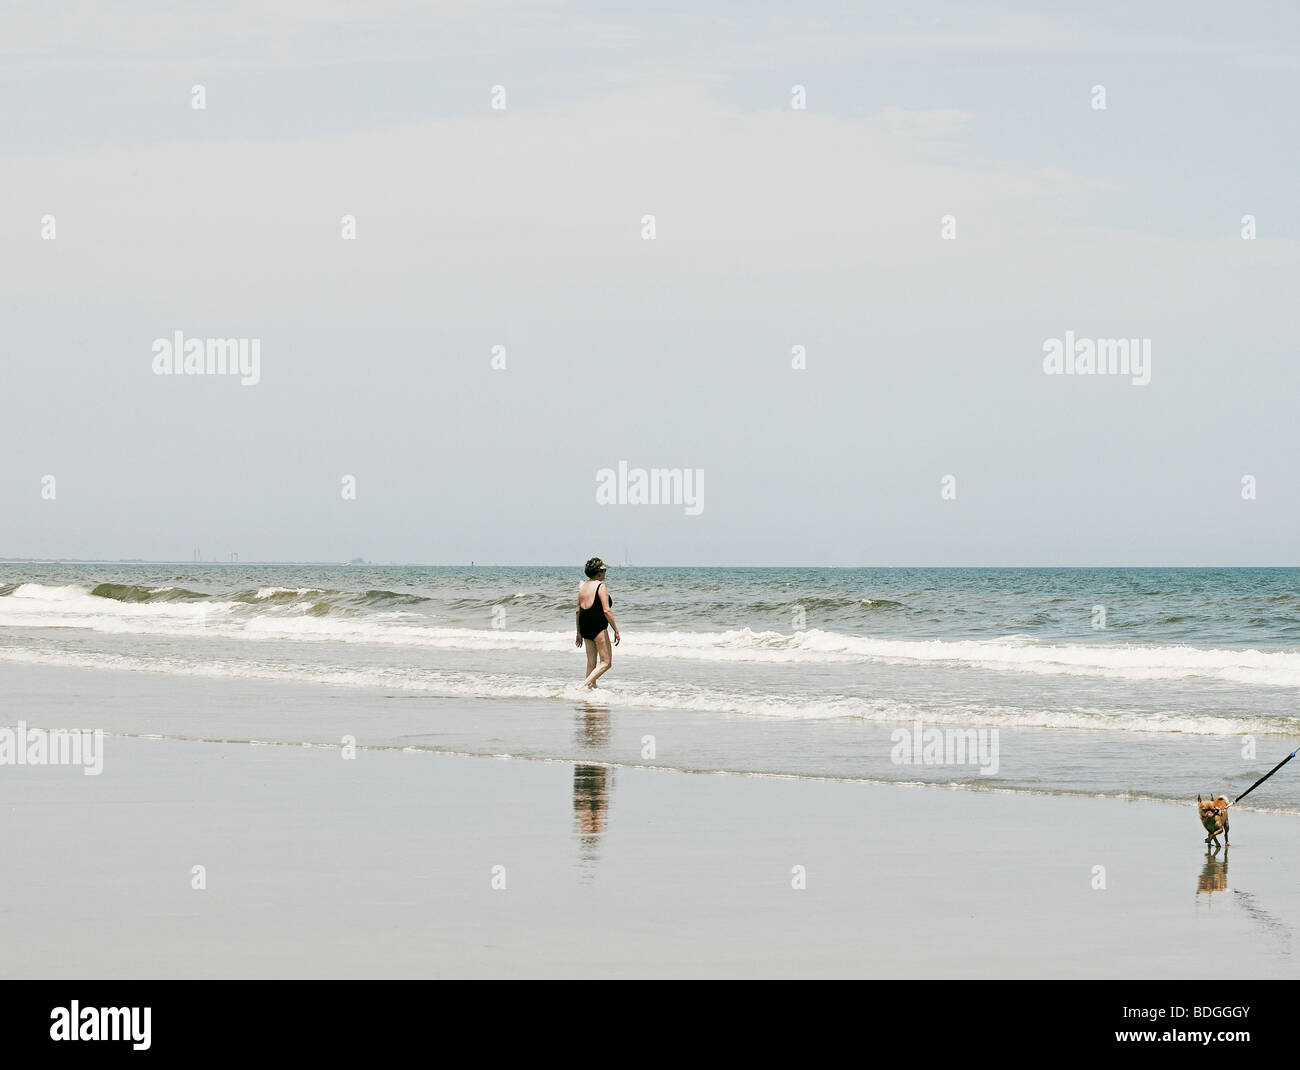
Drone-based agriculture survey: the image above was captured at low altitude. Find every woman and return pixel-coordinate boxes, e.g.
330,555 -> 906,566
575,556 -> 620,689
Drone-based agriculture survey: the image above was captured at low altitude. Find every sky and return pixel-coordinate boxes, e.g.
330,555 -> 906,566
1,1 -> 1297,566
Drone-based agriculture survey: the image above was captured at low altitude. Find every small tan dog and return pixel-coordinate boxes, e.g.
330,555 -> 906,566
1197,794 -> 1230,847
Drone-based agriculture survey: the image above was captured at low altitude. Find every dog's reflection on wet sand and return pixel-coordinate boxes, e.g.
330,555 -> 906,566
1197,846 -> 1228,896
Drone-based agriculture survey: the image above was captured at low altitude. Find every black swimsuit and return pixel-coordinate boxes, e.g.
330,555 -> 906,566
578,582 -> 612,640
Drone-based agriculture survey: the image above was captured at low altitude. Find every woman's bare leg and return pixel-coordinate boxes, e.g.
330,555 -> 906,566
583,637 -> 597,680
581,630 -> 613,688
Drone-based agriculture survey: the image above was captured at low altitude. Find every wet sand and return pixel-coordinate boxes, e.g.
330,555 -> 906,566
1,735 -> 1297,978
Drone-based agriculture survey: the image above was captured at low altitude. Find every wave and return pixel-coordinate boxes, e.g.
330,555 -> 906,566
232,587 -> 338,604
0,644 -> 1294,736
358,589 -> 431,607
801,596 -> 906,611
91,583 -> 210,603
5,583 -> 1300,688
710,596 -> 907,613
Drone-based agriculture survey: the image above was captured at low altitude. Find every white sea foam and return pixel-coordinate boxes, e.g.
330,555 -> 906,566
0,644 -> 1293,736
4,583 -> 1300,688
11,583 -> 86,602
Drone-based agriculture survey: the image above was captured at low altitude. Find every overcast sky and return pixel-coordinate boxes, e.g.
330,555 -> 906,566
1,1 -> 1297,566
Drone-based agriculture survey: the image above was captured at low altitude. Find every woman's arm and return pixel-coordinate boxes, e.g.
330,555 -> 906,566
599,586 -> 620,645
575,592 -> 583,647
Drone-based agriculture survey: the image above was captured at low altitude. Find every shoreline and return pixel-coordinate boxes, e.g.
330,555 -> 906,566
11,721 -> 1300,818
3,656 -> 1298,813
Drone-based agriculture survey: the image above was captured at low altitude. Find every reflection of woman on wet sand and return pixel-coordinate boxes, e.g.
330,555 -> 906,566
575,557 -> 620,689
573,763 -> 613,866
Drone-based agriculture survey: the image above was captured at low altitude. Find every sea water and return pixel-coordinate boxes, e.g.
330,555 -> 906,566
3,564 -> 1298,811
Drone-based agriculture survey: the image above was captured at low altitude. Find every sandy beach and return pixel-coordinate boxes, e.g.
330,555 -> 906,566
3,727 -> 1297,979
5,643 -> 1300,980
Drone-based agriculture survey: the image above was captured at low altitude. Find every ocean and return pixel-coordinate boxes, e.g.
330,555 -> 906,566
4,564 -> 1300,812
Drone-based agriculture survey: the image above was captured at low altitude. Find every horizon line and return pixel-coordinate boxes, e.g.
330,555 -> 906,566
3,559 -> 1300,570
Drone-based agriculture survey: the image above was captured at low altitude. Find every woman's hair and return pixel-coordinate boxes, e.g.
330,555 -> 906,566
584,556 -> 608,578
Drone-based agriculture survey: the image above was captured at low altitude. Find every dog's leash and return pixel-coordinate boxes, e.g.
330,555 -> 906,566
1230,747 -> 1299,807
